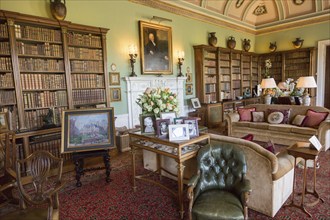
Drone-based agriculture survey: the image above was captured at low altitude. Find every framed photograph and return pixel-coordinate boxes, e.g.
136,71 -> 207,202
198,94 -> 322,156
156,119 -> 170,139
0,112 -> 9,131
186,72 -> 192,83
140,114 -> 156,135
61,108 -> 115,153
110,72 -> 120,86
110,88 -> 121,102
183,118 -> 199,138
174,117 -> 186,124
160,112 -> 177,124
139,21 -> 173,75
186,84 -> 193,95
168,124 -> 190,141
191,98 -> 201,109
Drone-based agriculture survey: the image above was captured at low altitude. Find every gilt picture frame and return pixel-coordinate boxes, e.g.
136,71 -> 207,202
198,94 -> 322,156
139,21 -> 173,75
109,72 -> 120,86
110,88 -> 121,102
61,108 -> 115,153
0,112 -> 9,132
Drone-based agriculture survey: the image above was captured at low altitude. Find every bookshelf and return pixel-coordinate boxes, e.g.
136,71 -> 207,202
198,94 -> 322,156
0,10 -> 110,174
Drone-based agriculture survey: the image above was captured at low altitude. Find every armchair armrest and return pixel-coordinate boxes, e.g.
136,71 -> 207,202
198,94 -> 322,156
187,174 -> 200,220
233,178 -> 251,196
317,119 -> 330,151
225,113 -> 240,136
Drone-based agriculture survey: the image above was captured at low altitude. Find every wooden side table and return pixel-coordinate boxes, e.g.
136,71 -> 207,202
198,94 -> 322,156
285,142 -> 324,217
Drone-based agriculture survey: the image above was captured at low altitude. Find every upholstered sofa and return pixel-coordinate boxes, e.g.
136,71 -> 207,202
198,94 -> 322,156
225,104 -> 330,151
209,134 -> 295,217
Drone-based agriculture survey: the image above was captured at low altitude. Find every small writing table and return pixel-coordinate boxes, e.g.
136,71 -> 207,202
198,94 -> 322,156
72,150 -> 111,187
129,132 -> 210,219
285,142 -> 324,217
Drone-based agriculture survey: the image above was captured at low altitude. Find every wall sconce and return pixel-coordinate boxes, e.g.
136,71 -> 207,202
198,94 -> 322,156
292,37 -> 304,49
128,45 -> 138,77
177,51 -> 185,77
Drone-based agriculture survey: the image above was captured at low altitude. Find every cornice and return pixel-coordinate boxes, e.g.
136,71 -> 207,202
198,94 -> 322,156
129,0 -> 330,36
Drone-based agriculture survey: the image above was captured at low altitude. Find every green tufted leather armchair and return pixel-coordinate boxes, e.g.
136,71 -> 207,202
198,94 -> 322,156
187,143 -> 251,220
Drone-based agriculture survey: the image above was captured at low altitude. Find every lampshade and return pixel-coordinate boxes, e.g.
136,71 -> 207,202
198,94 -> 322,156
261,78 -> 277,89
296,76 -> 317,88
277,82 -> 287,90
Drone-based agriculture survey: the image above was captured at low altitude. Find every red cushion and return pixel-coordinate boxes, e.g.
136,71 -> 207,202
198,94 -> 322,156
304,109 -> 329,128
241,134 -> 254,141
238,108 -> 256,122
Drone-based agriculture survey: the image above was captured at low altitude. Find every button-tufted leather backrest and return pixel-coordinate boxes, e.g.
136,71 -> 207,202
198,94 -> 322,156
194,143 -> 247,196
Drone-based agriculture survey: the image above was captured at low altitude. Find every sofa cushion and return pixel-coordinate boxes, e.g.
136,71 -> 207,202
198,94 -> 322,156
238,107 -> 256,122
267,112 -> 284,124
268,108 -> 291,124
291,127 -> 317,135
252,111 -> 265,122
292,115 -> 308,127
249,122 -> 269,130
272,151 -> 295,181
304,109 -> 329,128
268,124 -> 294,132
232,122 -> 251,128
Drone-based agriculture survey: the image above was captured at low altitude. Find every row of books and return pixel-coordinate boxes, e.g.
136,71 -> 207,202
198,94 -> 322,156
23,91 -> 68,109
0,90 -> 16,104
24,107 -> 67,130
0,42 -> 10,54
68,47 -> 103,60
232,60 -> 240,66
219,53 -> 230,60
286,51 -> 309,59
231,53 -> 240,60
19,58 -> 64,72
232,67 -> 240,74
21,73 -> 66,90
204,60 -> 216,66
242,81 -> 250,87
0,57 -> 12,71
0,73 -> 14,87
286,70 -> 309,78
220,75 -> 230,81
15,24 -> 62,42
221,82 -> 231,91
242,69 -> 251,75
205,84 -> 216,93
68,32 -> 101,48
204,67 -> 216,75
243,75 -> 251,80
204,51 -> 216,59
29,133 -> 71,161
0,106 -> 19,131
17,42 -> 63,57
70,60 -> 103,72
232,73 -> 241,80
219,60 -> 230,67
204,76 -> 217,84
242,56 -> 251,62
72,74 -> 104,89
285,63 -> 309,71
232,80 -> 241,88
0,23 -> 8,38
242,63 -> 250,68
286,57 -> 310,64
72,89 -> 105,105
204,93 -> 217,103
219,68 -> 230,74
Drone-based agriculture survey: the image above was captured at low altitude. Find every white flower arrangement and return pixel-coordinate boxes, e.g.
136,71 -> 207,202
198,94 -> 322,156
136,87 -> 179,117
264,59 -> 272,78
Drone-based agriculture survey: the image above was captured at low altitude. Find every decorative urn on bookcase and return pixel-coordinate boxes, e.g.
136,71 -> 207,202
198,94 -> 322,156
208,32 -> 217,47
50,0 -> 67,21
243,39 -> 251,52
269,42 -> 277,52
227,36 -> 236,49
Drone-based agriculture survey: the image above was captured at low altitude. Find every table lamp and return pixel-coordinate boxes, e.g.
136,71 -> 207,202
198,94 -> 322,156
261,78 -> 277,104
296,76 -> 317,106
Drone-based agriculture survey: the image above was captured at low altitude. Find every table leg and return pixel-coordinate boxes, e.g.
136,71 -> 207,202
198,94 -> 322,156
157,153 -> 162,180
301,159 -> 312,217
131,146 -> 137,192
305,158 -> 324,206
177,162 -> 185,219
103,151 -> 111,183
74,158 -> 83,187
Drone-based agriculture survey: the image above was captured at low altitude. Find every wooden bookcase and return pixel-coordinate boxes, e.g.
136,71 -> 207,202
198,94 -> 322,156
0,10 -> 110,170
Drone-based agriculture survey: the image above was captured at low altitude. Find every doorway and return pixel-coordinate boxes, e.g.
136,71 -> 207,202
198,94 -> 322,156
324,46 -> 330,109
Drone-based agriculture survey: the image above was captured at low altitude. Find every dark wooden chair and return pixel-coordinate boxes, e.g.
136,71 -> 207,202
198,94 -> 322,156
3,150 -> 65,220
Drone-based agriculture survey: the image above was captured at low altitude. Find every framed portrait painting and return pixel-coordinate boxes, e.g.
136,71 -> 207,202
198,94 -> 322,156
139,21 -> 173,75
61,108 -> 115,153
156,118 -> 170,139
186,84 -> 193,95
109,72 -> 120,86
110,88 -> 121,102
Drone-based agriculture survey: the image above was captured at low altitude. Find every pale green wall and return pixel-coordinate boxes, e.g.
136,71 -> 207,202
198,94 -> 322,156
0,0 -> 255,115
1,0 -> 329,115
255,22 -> 330,53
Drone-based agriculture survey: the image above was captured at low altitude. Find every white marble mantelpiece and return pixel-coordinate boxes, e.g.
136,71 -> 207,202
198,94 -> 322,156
124,76 -> 186,128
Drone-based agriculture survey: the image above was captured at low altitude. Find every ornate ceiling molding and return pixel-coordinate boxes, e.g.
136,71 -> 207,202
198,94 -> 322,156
129,0 -> 330,35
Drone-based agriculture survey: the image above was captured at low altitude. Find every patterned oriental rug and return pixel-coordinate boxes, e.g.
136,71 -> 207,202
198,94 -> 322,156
1,144 -> 329,219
